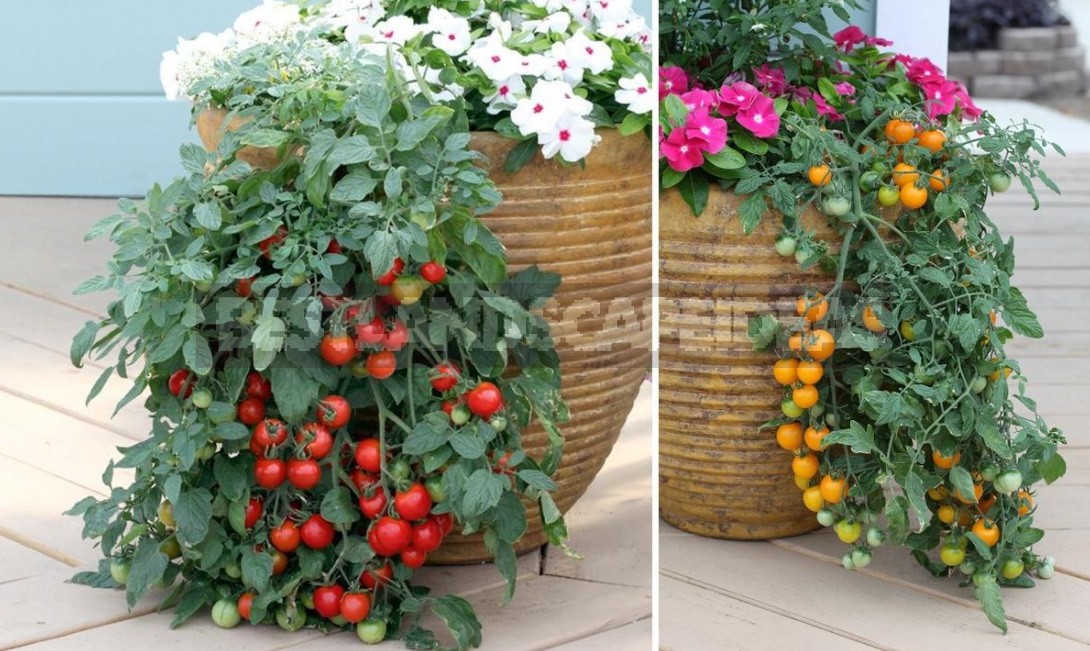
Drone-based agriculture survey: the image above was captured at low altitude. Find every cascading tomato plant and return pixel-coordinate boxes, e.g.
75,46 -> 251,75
663,0 -> 1067,633
67,48 -> 569,649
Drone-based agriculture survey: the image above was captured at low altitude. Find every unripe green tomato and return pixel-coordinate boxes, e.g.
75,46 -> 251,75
816,509 -> 836,527
781,398 -> 804,419
810,402 -> 825,418
211,599 -> 242,629
988,172 -> 1012,193
451,404 -> 471,425
775,236 -> 797,257
350,359 -> 370,378
110,559 -> 131,586
239,303 -> 257,326
160,536 -> 182,559
851,548 -> 872,568
158,501 -> 176,529
330,615 -> 348,626
994,470 -> 1023,495
356,619 -> 388,644
958,561 -> 977,576
289,274 -> 307,287
940,545 -> 966,567
489,415 -> 508,432
301,591 -> 315,610
859,171 -> 882,191
277,606 -> 307,632
877,185 -> 900,207
191,389 -> 213,409
825,413 -> 839,428
866,527 -> 885,547
980,464 -> 1000,482
1037,558 -> 1055,579
835,520 -> 862,544
899,321 -> 916,341
225,562 -> 242,579
841,553 -> 856,570
197,442 -> 217,461
821,195 -> 851,217
871,160 -> 887,174
970,376 -> 987,394
425,476 -> 446,503
195,280 -> 214,293
1001,559 -> 1025,579
794,248 -> 809,266
389,458 -> 411,481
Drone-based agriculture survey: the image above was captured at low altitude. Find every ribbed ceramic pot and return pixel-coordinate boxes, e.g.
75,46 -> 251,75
196,109 -> 652,561
659,188 -> 835,540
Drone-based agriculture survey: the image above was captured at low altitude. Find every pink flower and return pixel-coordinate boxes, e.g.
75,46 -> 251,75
795,88 -> 844,121
680,88 -> 718,111
717,81 -> 761,117
684,107 -> 728,154
833,26 -> 894,52
660,65 -> 689,100
661,128 -> 706,172
954,82 -> 983,121
923,79 -> 960,119
834,82 -> 856,96
905,57 -> 945,87
753,64 -> 787,96
736,94 -> 780,138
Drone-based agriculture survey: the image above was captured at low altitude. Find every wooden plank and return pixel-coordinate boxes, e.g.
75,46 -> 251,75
0,537 -> 69,585
0,570 -> 171,651
660,524 -> 1086,648
0,285 -> 110,369
550,617 -> 650,650
660,574 -> 873,651
544,384 -> 651,588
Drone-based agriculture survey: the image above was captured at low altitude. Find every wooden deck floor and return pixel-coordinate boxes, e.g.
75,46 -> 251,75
0,198 -> 652,651
660,156 -> 1090,650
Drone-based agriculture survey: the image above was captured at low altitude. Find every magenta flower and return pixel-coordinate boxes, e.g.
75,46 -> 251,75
833,26 -> 894,52
834,82 -> 856,96
753,64 -> 787,96
795,88 -> 844,121
661,128 -> 706,172
660,65 -> 690,100
684,107 -> 728,155
717,81 -> 761,117
924,79 -> 960,119
905,57 -> 945,87
736,94 -> 780,138
953,82 -> 983,121
680,88 -> 718,112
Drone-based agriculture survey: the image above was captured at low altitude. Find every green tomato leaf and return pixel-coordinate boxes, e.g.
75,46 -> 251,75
126,537 -> 169,608
320,486 -> 361,526
174,487 -> 213,546
430,594 -> 483,650
746,314 -> 780,352
402,412 -> 452,455
1003,287 -> 1044,339
975,580 -> 1009,633
462,469 -> 506,518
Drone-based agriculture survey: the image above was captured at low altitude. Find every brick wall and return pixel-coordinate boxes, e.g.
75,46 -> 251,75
947,25 -> 1087,98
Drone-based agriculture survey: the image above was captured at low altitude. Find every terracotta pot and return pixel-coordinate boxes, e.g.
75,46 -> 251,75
659,188 -> 836,540
196,108 -> 652,562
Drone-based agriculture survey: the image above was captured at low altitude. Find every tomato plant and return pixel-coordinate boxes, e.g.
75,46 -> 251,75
67,49 -> 570,649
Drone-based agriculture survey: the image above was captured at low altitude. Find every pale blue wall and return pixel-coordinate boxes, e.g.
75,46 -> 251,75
0,1 -> 655,197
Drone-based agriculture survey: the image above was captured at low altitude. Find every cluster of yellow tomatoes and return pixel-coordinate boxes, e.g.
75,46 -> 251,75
806,118 -> 949,212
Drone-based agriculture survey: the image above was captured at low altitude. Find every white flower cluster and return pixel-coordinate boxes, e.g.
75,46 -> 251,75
159,0 -> 651,162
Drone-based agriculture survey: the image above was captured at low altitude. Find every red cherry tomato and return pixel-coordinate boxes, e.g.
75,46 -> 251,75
237,398 -> 265,426
313,585 -> 345,619
244,372 -> 272,401
393,484 -> 433,521
359,487 -> 388,519
466,382 -> 503,419
168,369 -> 194,398
420,261 -> 446,284
271,549 -> 288,575
235,277 -> 254,298
254,458 -> 287,489
351,470 -> 378,492
269,520 -> 301,553
401,546 -> 427,568
244,497 -> 263,529
250,418 -> 288,456
382,320 -> 409,351
356,316 -> 386,346
320,334 -> 357,366
300,514 -> 336,549
360,562 -> 393,589
433,513 -> 454,536
287,459 -> 322,490
441,401 -> 457,417
431,362 -> 460,392
295,422 -> 334,460
326,238 -> 343,254
259,226 -> 287,259
411,519 -> 443,553
377,258 -> 405,286
316,395 -> 351,429
237,593 -> 254,621
372,517 -> 412,555
355,438 -> 383,473
340,592 -> 372,624
366,351 -> 397,379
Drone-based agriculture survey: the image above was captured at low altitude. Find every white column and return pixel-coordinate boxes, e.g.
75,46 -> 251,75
875,1 -> 951,70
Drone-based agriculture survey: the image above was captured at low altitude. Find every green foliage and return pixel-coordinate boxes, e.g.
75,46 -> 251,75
69,53 -> 567,649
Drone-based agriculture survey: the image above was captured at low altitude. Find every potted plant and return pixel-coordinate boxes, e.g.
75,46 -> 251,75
69,48 -> 570,647
159,0 -> 653,563
659,0 -> 1066,629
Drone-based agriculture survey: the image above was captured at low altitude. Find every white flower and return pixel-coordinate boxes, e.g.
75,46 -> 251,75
486,13 -> 515,42
407,66 -> 466,102
589,0 -> 633,24
160,30 -> 237,101
233,0 -> 303,45
511,80 -> 591,136
517,53 -> 550,77
538,112 -> 599,161
524,12 -> 572,34
466,38 -> 525,81
614,73 -> 652,114
564,0 -> 593,26
372,16 -> 419,45
484,75 -> 527,114
322,0 -> 385,34
159,50 -> 183,101
598,15 -> 648,43
425,8 -> 471,56
565,31 -> 613,75
543,41 -> 585,85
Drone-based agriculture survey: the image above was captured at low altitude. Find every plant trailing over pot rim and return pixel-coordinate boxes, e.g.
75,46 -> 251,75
69,47 -> 569,649
160,0 -> 652,170
661,0 -> 1066,632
